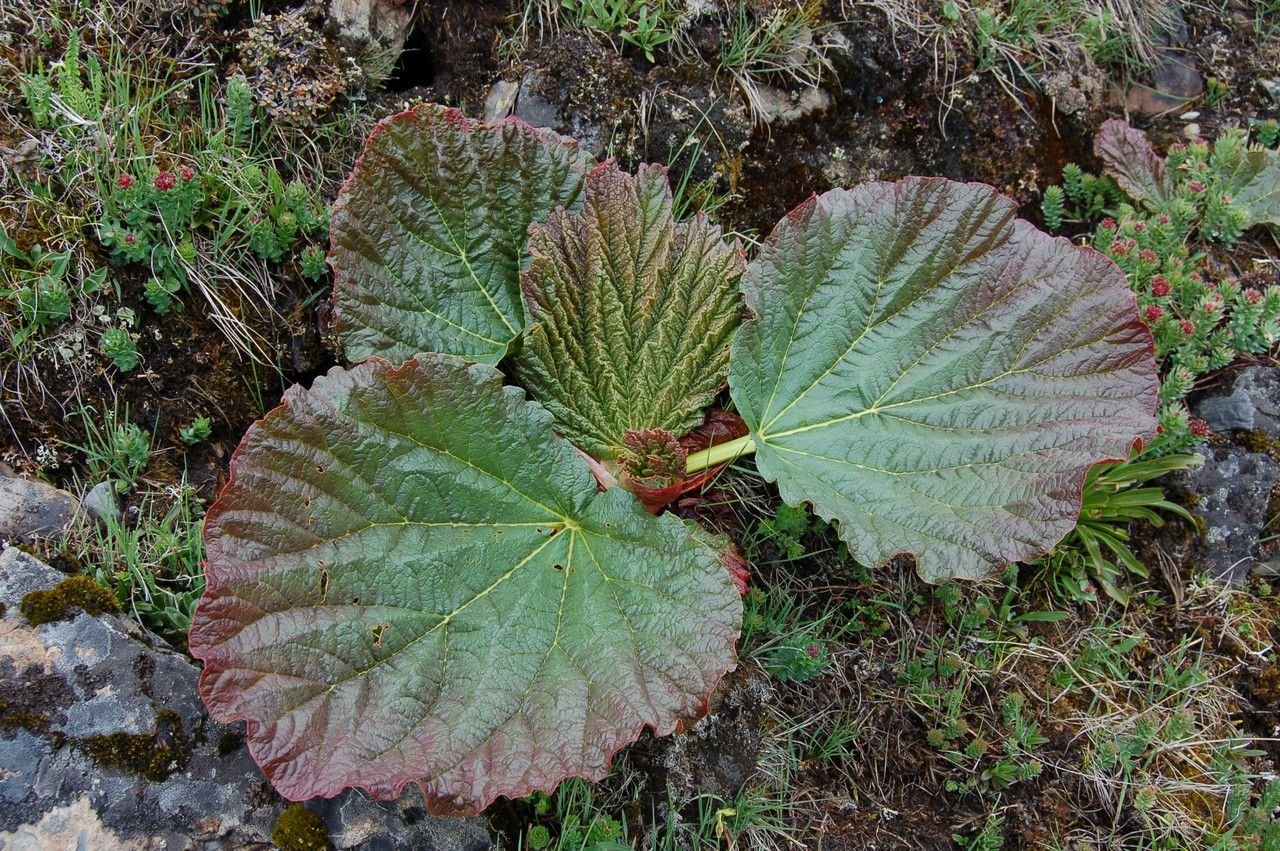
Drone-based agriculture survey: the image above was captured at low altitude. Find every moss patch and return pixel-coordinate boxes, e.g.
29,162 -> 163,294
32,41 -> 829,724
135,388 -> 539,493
272,804 -> 333,851
76,708 -> 191,782
20,575 -> 119,625
1241,429 -> 1280,457
215,729 -> 244,756
0,660 -> 73,744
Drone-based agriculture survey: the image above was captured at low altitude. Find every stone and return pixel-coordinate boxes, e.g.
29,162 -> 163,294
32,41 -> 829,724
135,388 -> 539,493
750,84 -> 832,124
0,547 -> 494,850
482,79 -> 519,123
1164,445 -> 1278,585
82,480 -> 120,524
329,0 -> 413,51
1122,7 -> 1203,117
1192,367 -> 1280,438
1126,49 -> 1204,116
0,475 -> 77,542
483,67 -> 607,156
626,664 -> 771,806
512,72 -> 562,132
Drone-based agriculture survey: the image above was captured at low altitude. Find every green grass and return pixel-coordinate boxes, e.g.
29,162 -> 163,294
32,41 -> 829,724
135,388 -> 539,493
79,483 -> 206,642
717,1 -> 836,123
0,1 -> 361,396
1034,453 -> 1201,604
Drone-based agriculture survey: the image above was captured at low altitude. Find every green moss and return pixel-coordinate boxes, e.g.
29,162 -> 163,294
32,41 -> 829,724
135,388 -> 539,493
20,575 -> 119,625
272,804 -> 333,851
215,730 -> 244,756
77,708 -> 190,782
0,698 -> 52,735
1242,429 -> 1280,456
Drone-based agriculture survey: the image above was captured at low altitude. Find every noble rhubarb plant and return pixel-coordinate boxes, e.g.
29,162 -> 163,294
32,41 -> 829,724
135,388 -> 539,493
190,105 -> 1158,814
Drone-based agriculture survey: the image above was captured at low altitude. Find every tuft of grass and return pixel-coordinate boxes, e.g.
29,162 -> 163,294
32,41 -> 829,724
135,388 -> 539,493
63,404 -> 152,495
855,0 -> 1181,108
65,482 -> 206,643
1034,452 -> 1201,604
716,1 -> 838,124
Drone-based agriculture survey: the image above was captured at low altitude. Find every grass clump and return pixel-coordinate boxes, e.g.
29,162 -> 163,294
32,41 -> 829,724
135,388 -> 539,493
69,483 -> 207,644
1034,452 -> 1200,604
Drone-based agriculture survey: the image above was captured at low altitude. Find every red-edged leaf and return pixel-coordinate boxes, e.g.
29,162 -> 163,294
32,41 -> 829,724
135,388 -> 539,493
191,355 -> 740,814
1095,119 -> 1172,209
330,105 -> 593,365
730,178 -> 1158,581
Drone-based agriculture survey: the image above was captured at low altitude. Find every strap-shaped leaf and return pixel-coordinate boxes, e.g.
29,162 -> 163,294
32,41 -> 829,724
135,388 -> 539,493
514,163 -> 746,458
1095,118 -> 1172,209
730,178 -> 1158,581
190,355 -> 740,813
330,105 -> 594,364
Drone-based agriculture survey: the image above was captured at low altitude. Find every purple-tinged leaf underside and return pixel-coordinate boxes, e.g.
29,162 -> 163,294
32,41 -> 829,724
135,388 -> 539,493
1095,118 -> 1172,209
330,105 -> 594,365
514,163 -> 746,458
190,355 -> 740,814
730,178 -> 1158,581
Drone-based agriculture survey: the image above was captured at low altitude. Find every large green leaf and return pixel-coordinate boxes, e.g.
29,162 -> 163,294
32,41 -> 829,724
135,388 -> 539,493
514,163 -> 746,458
190,355 -> 740,813
730,178 -> 1158,581
330,105 -> 594,364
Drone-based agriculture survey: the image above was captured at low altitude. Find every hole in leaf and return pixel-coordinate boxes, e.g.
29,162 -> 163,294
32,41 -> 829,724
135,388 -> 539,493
316,464 -> 326,473
351,597 -> 360,605
372,624 -> 387,647
553,563 -> 565,571
319,570 -> 329,602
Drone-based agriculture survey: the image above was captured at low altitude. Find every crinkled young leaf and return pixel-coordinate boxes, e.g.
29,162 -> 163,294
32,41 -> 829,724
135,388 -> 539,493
514,163 -> 746,458
1095,118 -> 1172,209
730,178 -> 1158,581
190,355 -> 740,814
330,105 -> 594,364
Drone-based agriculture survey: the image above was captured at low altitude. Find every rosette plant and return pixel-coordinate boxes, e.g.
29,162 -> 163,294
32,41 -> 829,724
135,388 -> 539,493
190,105 -> 1158,814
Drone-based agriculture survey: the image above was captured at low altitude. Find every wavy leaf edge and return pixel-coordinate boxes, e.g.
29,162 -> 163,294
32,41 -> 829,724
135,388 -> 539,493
731,177 -> 1159,581
192,354 -> 741,815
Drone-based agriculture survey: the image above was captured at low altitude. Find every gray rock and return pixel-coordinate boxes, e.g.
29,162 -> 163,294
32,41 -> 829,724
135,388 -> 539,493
483,70 -> 606,157
513,72 -> 563,133
329,0 -> 413,50
1123,7 -> 1203,116
1164,445 -> 1278,585
1192,367 -> 1280,438
627,665 -> 772,807
0,547 -> 494,850
483,79 -> 519,123
0,475 -> 77,542
82,480 -> 120,524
